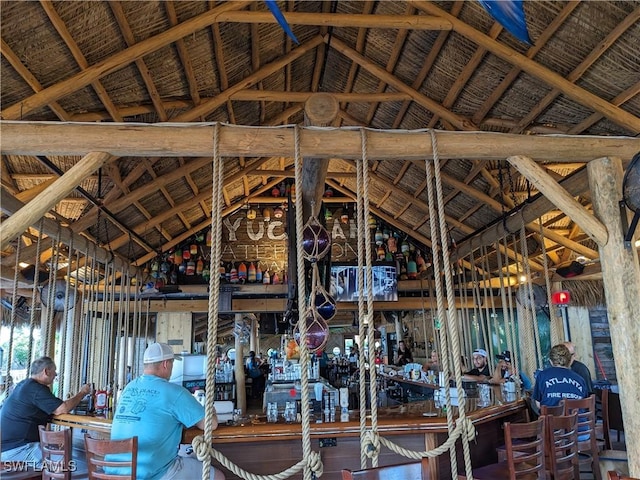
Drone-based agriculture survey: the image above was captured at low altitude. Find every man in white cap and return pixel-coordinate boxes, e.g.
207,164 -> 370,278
463,348 -> 491,381
110,343 -> 225,480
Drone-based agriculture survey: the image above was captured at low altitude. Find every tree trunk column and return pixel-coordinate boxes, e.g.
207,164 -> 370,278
587,156 -> 640,477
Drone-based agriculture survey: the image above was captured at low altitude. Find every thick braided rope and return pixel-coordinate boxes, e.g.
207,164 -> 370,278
495,237 -> 511,355
479,244 -> 495,354
201,123 -> 223,480
538,218 -> 561,344
469,248 -> 488,353
358,129 -> 380,467
193,435 -> 323,480
293,124 -> 321,480
516,223 -> 536,378
361,417 -> 476,460
519,217 -> 543,370
77,239 -> 90,387
504,234 -> 520,373
59,234 -> 74,398
429,130 -> 474,477
44,232 -> 58,355
27,219 -> 44,365
355,132 -> 368,469
7,236 -> 21,383
423,141 -> 457,474
482,243 -> 500,360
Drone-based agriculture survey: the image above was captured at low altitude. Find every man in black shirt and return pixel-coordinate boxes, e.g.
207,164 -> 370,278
463,348 -> 491,381
1,357 -> 90,465
563,341 -> 594,394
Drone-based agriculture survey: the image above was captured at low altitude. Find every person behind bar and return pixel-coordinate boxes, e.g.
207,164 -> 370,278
395,340 -> 413,367
1,357 -> 91,465
463,348 -> 491,381
110,343 -> 225,480
246,350 -> 265,400
489,350 -> 533,390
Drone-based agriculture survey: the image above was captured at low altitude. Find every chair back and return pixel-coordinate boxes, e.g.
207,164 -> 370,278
540,403 -> 564,416
564,394 -> 602,480
504,416 -> 547,479
546,412 -> 580,480
607,472 -> 639,480
602,388 -> 625,450
341,458 -> 429,480
38,424 -> 73,480
84,434 -> 138,480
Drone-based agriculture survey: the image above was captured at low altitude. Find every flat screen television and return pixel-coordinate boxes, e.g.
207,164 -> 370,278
329,262 -> 398,302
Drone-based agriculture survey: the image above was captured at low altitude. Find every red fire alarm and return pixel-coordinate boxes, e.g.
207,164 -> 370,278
551,290 -> 571,305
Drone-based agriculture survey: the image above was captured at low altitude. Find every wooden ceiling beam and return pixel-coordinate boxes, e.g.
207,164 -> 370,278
507,155 -> 607,246
174,35 -> 323,122
471,1 -> 579,126
510,6 -> 640,134
364,4 -> 415,125
412,1 -> 640,134
4,121 -> 639,161
214,10 -> 452,30
0,39 -> 70,121
328,35 -> 478,131
1,0 -> 251,120
0,152 -> 113,250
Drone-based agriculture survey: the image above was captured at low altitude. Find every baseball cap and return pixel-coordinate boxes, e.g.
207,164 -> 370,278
472,348 -> 488,358
496,350 -> 512,363
143,343 -> 182,364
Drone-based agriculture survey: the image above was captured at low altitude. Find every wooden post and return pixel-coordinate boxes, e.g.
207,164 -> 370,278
234,314 -> 246,414
587,156 -> 640,477
0,151 -> 112,250
301,93 -> 339,219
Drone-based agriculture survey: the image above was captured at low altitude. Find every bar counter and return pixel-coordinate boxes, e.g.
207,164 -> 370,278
54,386 -> 528,479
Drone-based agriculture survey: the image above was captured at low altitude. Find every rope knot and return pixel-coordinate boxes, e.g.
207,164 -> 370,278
191,435 -> 211,462
307,451 -> 323,477
362,430 -> 381,458
458,418 -> 477,443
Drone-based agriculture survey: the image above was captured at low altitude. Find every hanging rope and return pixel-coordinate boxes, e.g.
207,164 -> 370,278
519,216 -> 543,372
428,130 -> 474,477
192,124 -> 322,480
7,235 -> 22,384
59,235 -> 74,399
538,217 -> 560,345
27,219 -> 45,365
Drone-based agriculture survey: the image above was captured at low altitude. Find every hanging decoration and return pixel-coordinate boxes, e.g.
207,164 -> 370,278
312,281 -> 336,321
477,0 -> 532,44
301,215 -> 331,263
265,0 -> 299,44
294,309 -> 329,352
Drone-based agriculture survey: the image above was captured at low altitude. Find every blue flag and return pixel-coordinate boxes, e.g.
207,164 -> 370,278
478,0 -> 532,45
265,0 -> 299,45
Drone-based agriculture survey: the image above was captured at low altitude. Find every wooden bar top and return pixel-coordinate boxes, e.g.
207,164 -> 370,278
53,386 -> 525,445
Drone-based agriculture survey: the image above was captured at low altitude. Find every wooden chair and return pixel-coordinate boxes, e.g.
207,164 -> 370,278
546,412 -> 580,480
540,403 -> 564,417
341,457 -> 429,480
463,417 -> 547,480
602,388 -> 625,450
84,434 -> 138,480
38,424 -> 73,480
608,472 -> 639,480
564,394 -> 602,480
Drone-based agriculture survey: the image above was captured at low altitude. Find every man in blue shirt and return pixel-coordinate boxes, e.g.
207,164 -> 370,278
111,343 -> 225,480
533,344 -> 588,408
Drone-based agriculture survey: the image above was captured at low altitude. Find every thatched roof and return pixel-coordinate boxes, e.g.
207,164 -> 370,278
1,1 -> 639,289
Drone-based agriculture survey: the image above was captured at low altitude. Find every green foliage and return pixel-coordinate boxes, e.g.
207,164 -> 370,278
0,326 -> 41,370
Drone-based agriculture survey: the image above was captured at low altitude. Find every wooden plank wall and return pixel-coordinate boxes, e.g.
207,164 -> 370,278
589,306 -> 618,383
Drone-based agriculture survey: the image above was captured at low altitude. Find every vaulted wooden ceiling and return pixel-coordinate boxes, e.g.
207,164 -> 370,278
1,1 -> 639,287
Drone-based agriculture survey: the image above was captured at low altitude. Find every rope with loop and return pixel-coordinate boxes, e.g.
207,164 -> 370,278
193,124 -> 323,480
358,128 -> 476,468
356,129 -> 380,468
538,217 -> 561,345
59,234 -> 74,398
6,235 -> 22,385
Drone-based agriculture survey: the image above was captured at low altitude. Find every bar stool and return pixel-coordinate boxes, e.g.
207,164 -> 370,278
564,394 -> 602,480
341,458 -> 429,480
38,424 -> 73,480
462,417 -> 547,479
84,434 -> 138,480
546,412 -> 580,480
